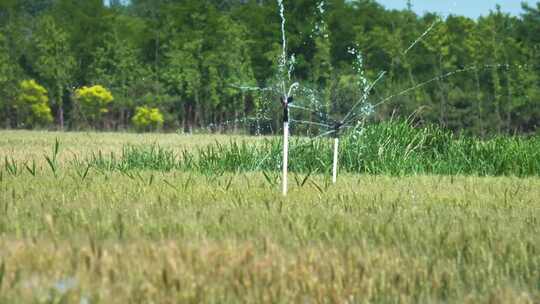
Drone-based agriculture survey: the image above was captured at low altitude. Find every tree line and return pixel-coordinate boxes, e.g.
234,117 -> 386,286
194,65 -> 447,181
0,0 -> 539,135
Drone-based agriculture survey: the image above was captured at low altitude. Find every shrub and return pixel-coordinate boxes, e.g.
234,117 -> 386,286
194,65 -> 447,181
15,80 -> 53,127
74,85 -> 113,126
132,106 -> 164,131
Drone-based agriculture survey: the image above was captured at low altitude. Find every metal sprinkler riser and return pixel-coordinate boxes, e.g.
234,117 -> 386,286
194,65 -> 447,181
281,95 -> 293,196
281,96 -> 293,123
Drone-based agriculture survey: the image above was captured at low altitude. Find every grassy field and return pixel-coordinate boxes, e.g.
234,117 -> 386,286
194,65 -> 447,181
0,130 -> 256,165
0,130 -> 539,303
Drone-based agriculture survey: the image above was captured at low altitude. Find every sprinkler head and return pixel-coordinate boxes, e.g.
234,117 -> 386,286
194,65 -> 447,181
333,121 -> 344,138
281,96 -> 293,123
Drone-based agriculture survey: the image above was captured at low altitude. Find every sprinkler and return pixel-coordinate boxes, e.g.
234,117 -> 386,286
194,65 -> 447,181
281,95 -> 293,196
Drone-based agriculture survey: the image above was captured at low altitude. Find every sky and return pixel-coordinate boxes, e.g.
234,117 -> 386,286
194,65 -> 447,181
376,0 -> 537,18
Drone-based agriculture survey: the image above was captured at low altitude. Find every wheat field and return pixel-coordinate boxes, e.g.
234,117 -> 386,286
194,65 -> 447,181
0,130 -> 539,303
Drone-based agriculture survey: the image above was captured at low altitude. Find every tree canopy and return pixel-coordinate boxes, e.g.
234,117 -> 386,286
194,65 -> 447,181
0,0 -> 538,135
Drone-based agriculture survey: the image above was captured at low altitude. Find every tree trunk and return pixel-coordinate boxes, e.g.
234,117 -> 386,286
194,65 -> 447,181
492,70 -> 503,133
475,70 -> 484,137
184,101 -> 194,133
58,104 -> 64,130
57,87 -> 64,130
436,60 -> 448,128
234,109 -> 238,133
505,60 -> 513,134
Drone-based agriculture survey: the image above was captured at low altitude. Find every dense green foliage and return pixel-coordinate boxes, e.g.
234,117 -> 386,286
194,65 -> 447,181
131,106 -> 165,131
0,0 -> 539,135
14,80 -> 53,127
73,85 -> 114,128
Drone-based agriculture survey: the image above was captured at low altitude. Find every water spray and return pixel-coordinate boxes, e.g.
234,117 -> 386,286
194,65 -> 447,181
229,0 -> 298,195
321,17 -> 440,184
230,0 -> 534,193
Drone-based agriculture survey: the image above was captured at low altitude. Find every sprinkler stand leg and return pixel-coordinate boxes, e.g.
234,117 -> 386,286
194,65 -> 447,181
332,137 -> 339,184
282,121 -> 289,196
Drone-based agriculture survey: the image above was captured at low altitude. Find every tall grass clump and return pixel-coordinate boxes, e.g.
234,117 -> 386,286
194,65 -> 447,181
192,140 -> 283,173
88,144 -> 179,172
338,121 -> 540,176
83,121 -> 539,176
188,121 -> 540,176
